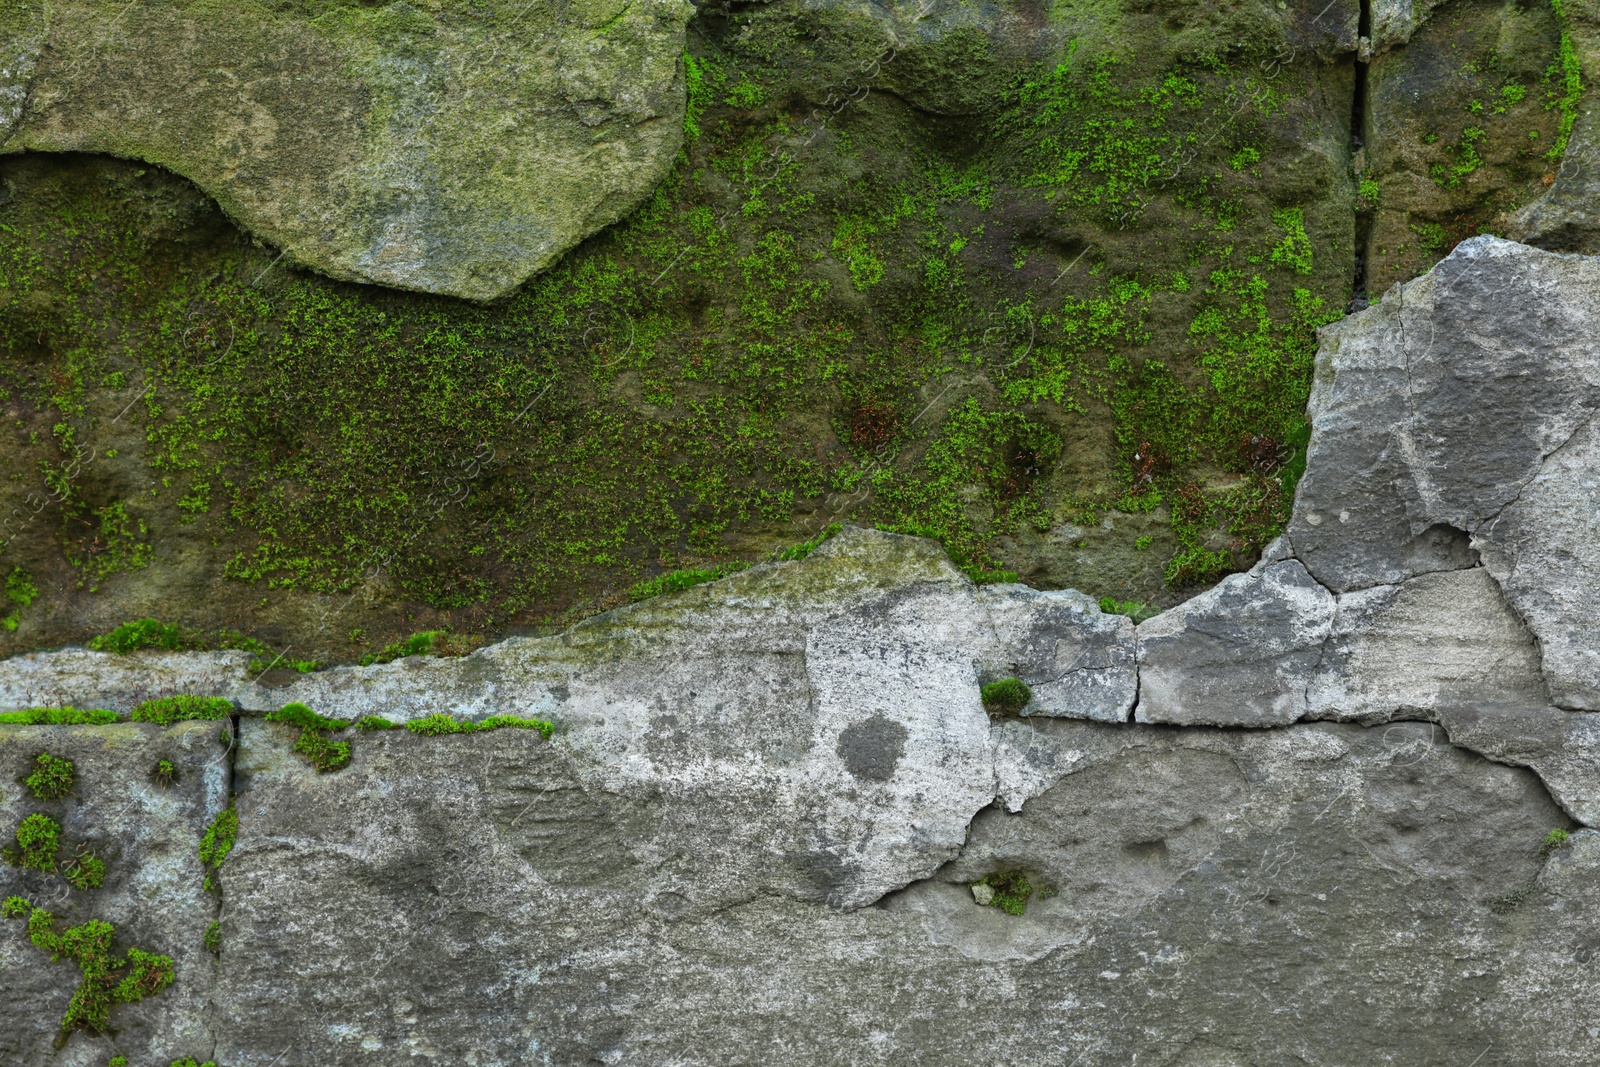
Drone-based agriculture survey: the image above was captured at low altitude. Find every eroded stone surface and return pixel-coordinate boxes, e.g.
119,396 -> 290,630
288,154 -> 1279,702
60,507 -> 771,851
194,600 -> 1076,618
1134,559 -> 1335,727
0,0 -> 693,300
0,722 -> 227,1066
208,716 -> 1598,1065
1290,237 -> 1600,708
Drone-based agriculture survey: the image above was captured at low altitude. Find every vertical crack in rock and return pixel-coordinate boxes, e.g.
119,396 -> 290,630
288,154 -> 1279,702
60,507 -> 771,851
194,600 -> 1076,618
1349,0 -> 1372,313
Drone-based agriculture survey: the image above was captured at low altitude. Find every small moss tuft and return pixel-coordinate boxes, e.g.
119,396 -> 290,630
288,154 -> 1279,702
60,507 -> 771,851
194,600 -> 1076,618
980,677 -> 1032,716
203,920 -> 220,956
132,695 -> 234,725
974,870 -> 1035,916
7,812 -> 62,871
153,759 -> 178,788
292,729 -> 352,773
406,712 -> 474,736
62,849 -> 106,891
24,752 -> 76,801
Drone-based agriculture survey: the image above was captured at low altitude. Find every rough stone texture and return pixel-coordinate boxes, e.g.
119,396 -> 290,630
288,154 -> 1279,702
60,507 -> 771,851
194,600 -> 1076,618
1290,237 -> 1600,709
206,715 -> 1598,1065
0,648 -> 251,714
0,722 -> 227,1066
0,0 -> 693,300
1134,559 -> 1334,727
1306,568 -> 1549,721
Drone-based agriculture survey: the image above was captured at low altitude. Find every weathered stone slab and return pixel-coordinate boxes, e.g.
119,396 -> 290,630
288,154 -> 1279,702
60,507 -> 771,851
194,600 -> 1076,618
1290,237 -> 1600,708
209,717 -> 1597,1064
1306,568 -> 1548,721
0,722 -> 228,1066
0,0 -> 694,300
1134,559 -> 1335,727
0,648 -> 251,714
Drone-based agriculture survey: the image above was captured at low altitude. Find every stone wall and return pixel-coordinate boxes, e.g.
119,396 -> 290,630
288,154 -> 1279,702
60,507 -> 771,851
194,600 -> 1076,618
4,238 -> 1600,1063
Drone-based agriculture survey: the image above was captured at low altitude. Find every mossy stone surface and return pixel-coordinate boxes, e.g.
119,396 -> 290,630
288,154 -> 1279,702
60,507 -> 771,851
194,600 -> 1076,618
0,0 -> 694,300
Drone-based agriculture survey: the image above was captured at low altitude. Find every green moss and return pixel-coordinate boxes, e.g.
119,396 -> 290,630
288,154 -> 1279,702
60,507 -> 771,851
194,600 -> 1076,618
354,714 -> 399,731
204,920 -> 221,956
198,806 -> 237,891
292,728 -> 351,773
153,758 -> 177,787
1541,827 -> 1572,857
131,695 -> 234,725
168,1059 -> 219,1067
266,702 -> 349,732
359,629 -> 446,666
980,677 -> 1033,716
3,900 -> 175,1034
404,712 -> 555,737
24,751 -> 75,800
1545,1 -> 1583,161
62,850 -> 106,891
478,715 -> 557,738
87,619 -> 192,654
3,565 -> 38,631
974,869 -> 1036,916
0,707 -> 120,725
7,812 -> 62,871
1098,596 -> 1159,623
267,703 -> 353,772
629,562 -> 751,602
772,523 -> 843,562
1268,208 -> 1313,275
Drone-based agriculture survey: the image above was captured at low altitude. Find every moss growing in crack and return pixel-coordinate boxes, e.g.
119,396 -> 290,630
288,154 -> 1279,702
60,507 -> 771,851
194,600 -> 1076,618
980,677 -> 1033,716
203,920 -> 220,956
0,708 -> 120,725
292,729 -> 351,773
131,695 -> 234,725
354,715 -> 399,731
266,702 -> 349,732
3,899 -> 175,1036
152,759 -> 177,788
1099,596 -> 1159,623
6,812 -> 62,871
24,751 -> 76,800
268,703 -> 352,772
972,869 -> 1036,916
406,712 -> 556,738
168,1058 -> 219,1067
198,806 -> 237,892
1541,827 -> 1573,857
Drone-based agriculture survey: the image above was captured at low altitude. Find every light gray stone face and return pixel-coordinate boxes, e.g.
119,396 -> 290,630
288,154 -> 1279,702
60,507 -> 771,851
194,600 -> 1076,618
208,716 -> 1596,1066
0,722 -> 228,1066
1134,559 -> 1335,727
1307,568 -> 1549,722
1290,237 -> 1600,709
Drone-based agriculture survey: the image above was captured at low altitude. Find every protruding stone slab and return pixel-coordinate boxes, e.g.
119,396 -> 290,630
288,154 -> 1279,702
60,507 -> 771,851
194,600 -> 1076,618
0,0 -> 694,300
1134,559 -> 1335,727
1307,568 -> 1548,722
1290,237 -> 1600,709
